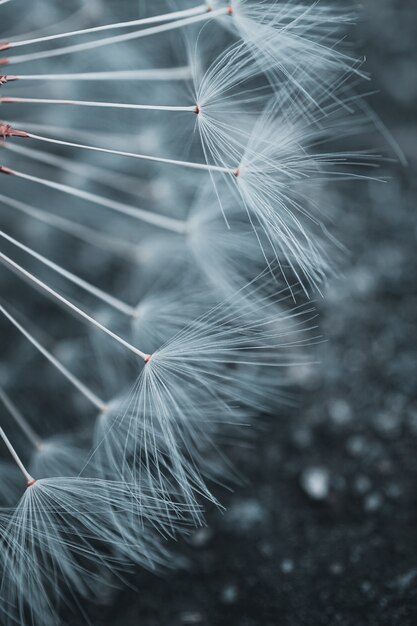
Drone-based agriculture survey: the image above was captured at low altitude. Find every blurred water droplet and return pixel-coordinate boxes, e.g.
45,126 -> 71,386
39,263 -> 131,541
300,467 -> 330,500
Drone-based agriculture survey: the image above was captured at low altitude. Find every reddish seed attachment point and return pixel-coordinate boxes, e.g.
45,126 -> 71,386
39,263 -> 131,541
0,123 -> 29,139
0,59 -> 9,67
227,6 -> 234,15
194,104 -> 200,114
234,168 -> 240,178
0,44 -> 11,52
27,479 -> 37,487
0,165 -> 14,175
0,75 -> 16,86
144,354 -> 153,365
206,4 -> 213,12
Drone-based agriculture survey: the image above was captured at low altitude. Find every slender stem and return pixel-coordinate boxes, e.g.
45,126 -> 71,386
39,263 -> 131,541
3,8 -> 229,66
1,164 -> 188,234
0,304 -> 107,411
1,97 -> 196,113
0,388 -> 43,449
0,229 -> 136,316
0,193 -> 137,260
0,426 -> 35,485
4,120 -> 138,148
1,138 -> 154,200
25,132 -> 235,175
11,67 -> 192,82
5,5 -> 208,48
0,255 -> 150,362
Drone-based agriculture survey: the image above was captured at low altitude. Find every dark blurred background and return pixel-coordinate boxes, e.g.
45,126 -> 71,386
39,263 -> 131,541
82,2 -> 416,624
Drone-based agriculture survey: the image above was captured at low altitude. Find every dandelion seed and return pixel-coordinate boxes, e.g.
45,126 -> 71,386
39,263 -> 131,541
0,126 -> 232,174
1,5 -> 212,51
94,269 -> 319,517
0,274 -> 210,525
0,61 -> 362,290
2,241 -> 316,521
3,66 -> 192,84
0,7 -> 230,66
0,95 -> 197,113
0,426 -> 188,625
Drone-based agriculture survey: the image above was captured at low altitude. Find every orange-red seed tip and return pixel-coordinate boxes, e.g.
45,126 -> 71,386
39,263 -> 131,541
144,354 -> 153,364
227,6 -> 234,15
194,105 -> 200,114
234,168 -> 240,177
0,60 -> 9,67
0,44 -> 11,52
0,76 -> 16,86
0,123 -> 29,139
27,479 -> 36,487
0,166 -> 14,175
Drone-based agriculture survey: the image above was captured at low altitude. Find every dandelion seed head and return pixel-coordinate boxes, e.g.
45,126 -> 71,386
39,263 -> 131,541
0,0 -> 369,620
0,475 -> 175,624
